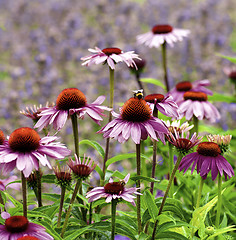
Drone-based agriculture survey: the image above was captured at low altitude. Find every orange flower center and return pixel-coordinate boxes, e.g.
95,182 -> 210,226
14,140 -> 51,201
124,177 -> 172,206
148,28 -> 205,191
102,48 -> 122,56
0,129 -> 5,145
72,164 -> 92,177
176,81 -> 192,91
5,216 -> 29,233
121,98 -> 152,122
17,237 -> 40,240
184,91 -> 207,101
197,142 -> 221,157
104,182 -> 124,195
176,138 -> 192,150
9,127 -> 40,153
152,24 -> 173,34
144,94 -> 164,103
56,88 -> 87,110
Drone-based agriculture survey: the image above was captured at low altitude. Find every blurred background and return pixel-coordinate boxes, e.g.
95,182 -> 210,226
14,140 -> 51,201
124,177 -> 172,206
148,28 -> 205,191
0,0 -> 235,147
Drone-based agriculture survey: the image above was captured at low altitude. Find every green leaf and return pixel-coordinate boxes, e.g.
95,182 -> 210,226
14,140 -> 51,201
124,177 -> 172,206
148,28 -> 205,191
131,175 -> 159,183
42,174 -> 56,183
79,139 -> 105,158
144,190 -> 159,221
208,93 -> 236,103
140,78 -> 166,89
64,226 -> 91,240
95,165 -> 104,179
207,225 -> 236,239
155,231 -> 188,240
217,54 -> 236,64
105,153 -> 150,168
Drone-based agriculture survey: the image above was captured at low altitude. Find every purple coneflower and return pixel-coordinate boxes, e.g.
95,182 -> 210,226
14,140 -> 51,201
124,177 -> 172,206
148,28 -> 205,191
223,66 -> 236,85
144,93 -> 179,118
168,80 -> 213,104
81,47 -> 140,70
98,96 -> 168,144
87,174 -> 140,206
165,120 -> 193,134
67,154 -> 96,180
0,127 -> 71,177
179,142 -> 234,180
137,24 -> 190,48
0,176 -> 20,191
34,88 -> 109,131
178,91 -> 220,122
207,134 -> 232,154
0,215 -> 53,240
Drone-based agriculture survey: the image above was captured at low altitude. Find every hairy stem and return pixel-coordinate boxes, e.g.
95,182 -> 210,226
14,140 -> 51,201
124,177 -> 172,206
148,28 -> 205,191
57,186 -> 66,227
215,174 -> 222,228
161,42 -> 169,92
21,172 -> 27,218
71,113 -> 79,157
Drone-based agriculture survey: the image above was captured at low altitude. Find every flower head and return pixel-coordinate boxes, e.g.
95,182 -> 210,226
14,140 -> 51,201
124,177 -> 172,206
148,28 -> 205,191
54,166 -> 72,188
0,176 -> 21,191
165,120 -> 193,134
167,129 -> 202,155
81,47 -> 140,70
0,127 -> 71,177
34,88 -> 109,131
20,102 -> 55,122
17,236 -> 40,240
0,215 -> 53,240
137,24 -> 190,48
98,96 -> 168,144
178,91 -> 220,122
0,130 -> 5,145
207,134 -> 232,154
179,142 -> 234,180
168,80 -> 213,104
26,170 -> 42,190
144,94 -> 179,118
223,66 -> 236,84
86,174 -> 140,206
67,154 -> 96,180
129,58 -> 146,75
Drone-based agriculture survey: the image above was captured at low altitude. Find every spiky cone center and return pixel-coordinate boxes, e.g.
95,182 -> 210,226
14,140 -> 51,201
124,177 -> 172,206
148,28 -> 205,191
17,237 -> 40,240
71,164 -> 93,178
54,168 -> 72,188
121,97 -> 152,122
9,127 -> 40,153
102,47 -> 122,56
197,142 -> 221,157
176,81 -> 192,91
0,129 -> 5,145
56,88 -> 87,110
229,71 -> 236,80
104,182 -> 124,195
26,171 -> 41,189
144,94 -> 164,103
131,58 -> 146,71
152,24 -> 173,34
184,91 -> 207,101
5,216 -> 29,233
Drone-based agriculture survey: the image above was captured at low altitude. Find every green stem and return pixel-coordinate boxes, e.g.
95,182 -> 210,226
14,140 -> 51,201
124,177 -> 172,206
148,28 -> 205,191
150,140 -> 157,195
161,42 -> 169,92
102,67 -> 115,185
57,186 -> 66,227
215,174 -> 222,228
193,116 -> 199,135
0,191 -> 5,213
111,199 -> 118,240
21,172 -> 27,218
168,143 -> 174,198
135,73 -> 145,95
141,141 -> 147,189
136,143 -> 142,233
152,154 -> 183,239
71,113 -> 79,157
36,168 -> 42,207
196,178 -> 204,209
61,180 -> 82,237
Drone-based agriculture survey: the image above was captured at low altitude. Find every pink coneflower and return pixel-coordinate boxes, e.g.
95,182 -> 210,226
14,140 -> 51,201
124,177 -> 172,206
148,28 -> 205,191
54,166 -> 72,188
178,91 -> 220,122
168,80 -> 213,104
0,215 -> 53,240
20,102 -> 55,122
81,47 -> 140,70
165,120 -> 193,134
98,96 -> 168,144
223,66 -> 236,84
137,24 -> 190,48
179,142 -> 234,180
0,127 -> 71,177
144,94 -> 179,118
167,129 -> 202,155
86,174 -> 140,206
67,154 -> 96,180
0,176 -> 21,191
207,134 -> 232,154
34,88 -> 109,131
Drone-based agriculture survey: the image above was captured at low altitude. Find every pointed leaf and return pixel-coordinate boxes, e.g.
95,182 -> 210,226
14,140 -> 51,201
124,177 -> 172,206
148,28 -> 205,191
144,190 -> 159,221
140,78 -> 166,89
79,139 -> 105,158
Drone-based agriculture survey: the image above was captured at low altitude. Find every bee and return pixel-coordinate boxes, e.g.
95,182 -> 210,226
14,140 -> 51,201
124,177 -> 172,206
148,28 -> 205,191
119,179 -> 126,186
133,89 -> 143,100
